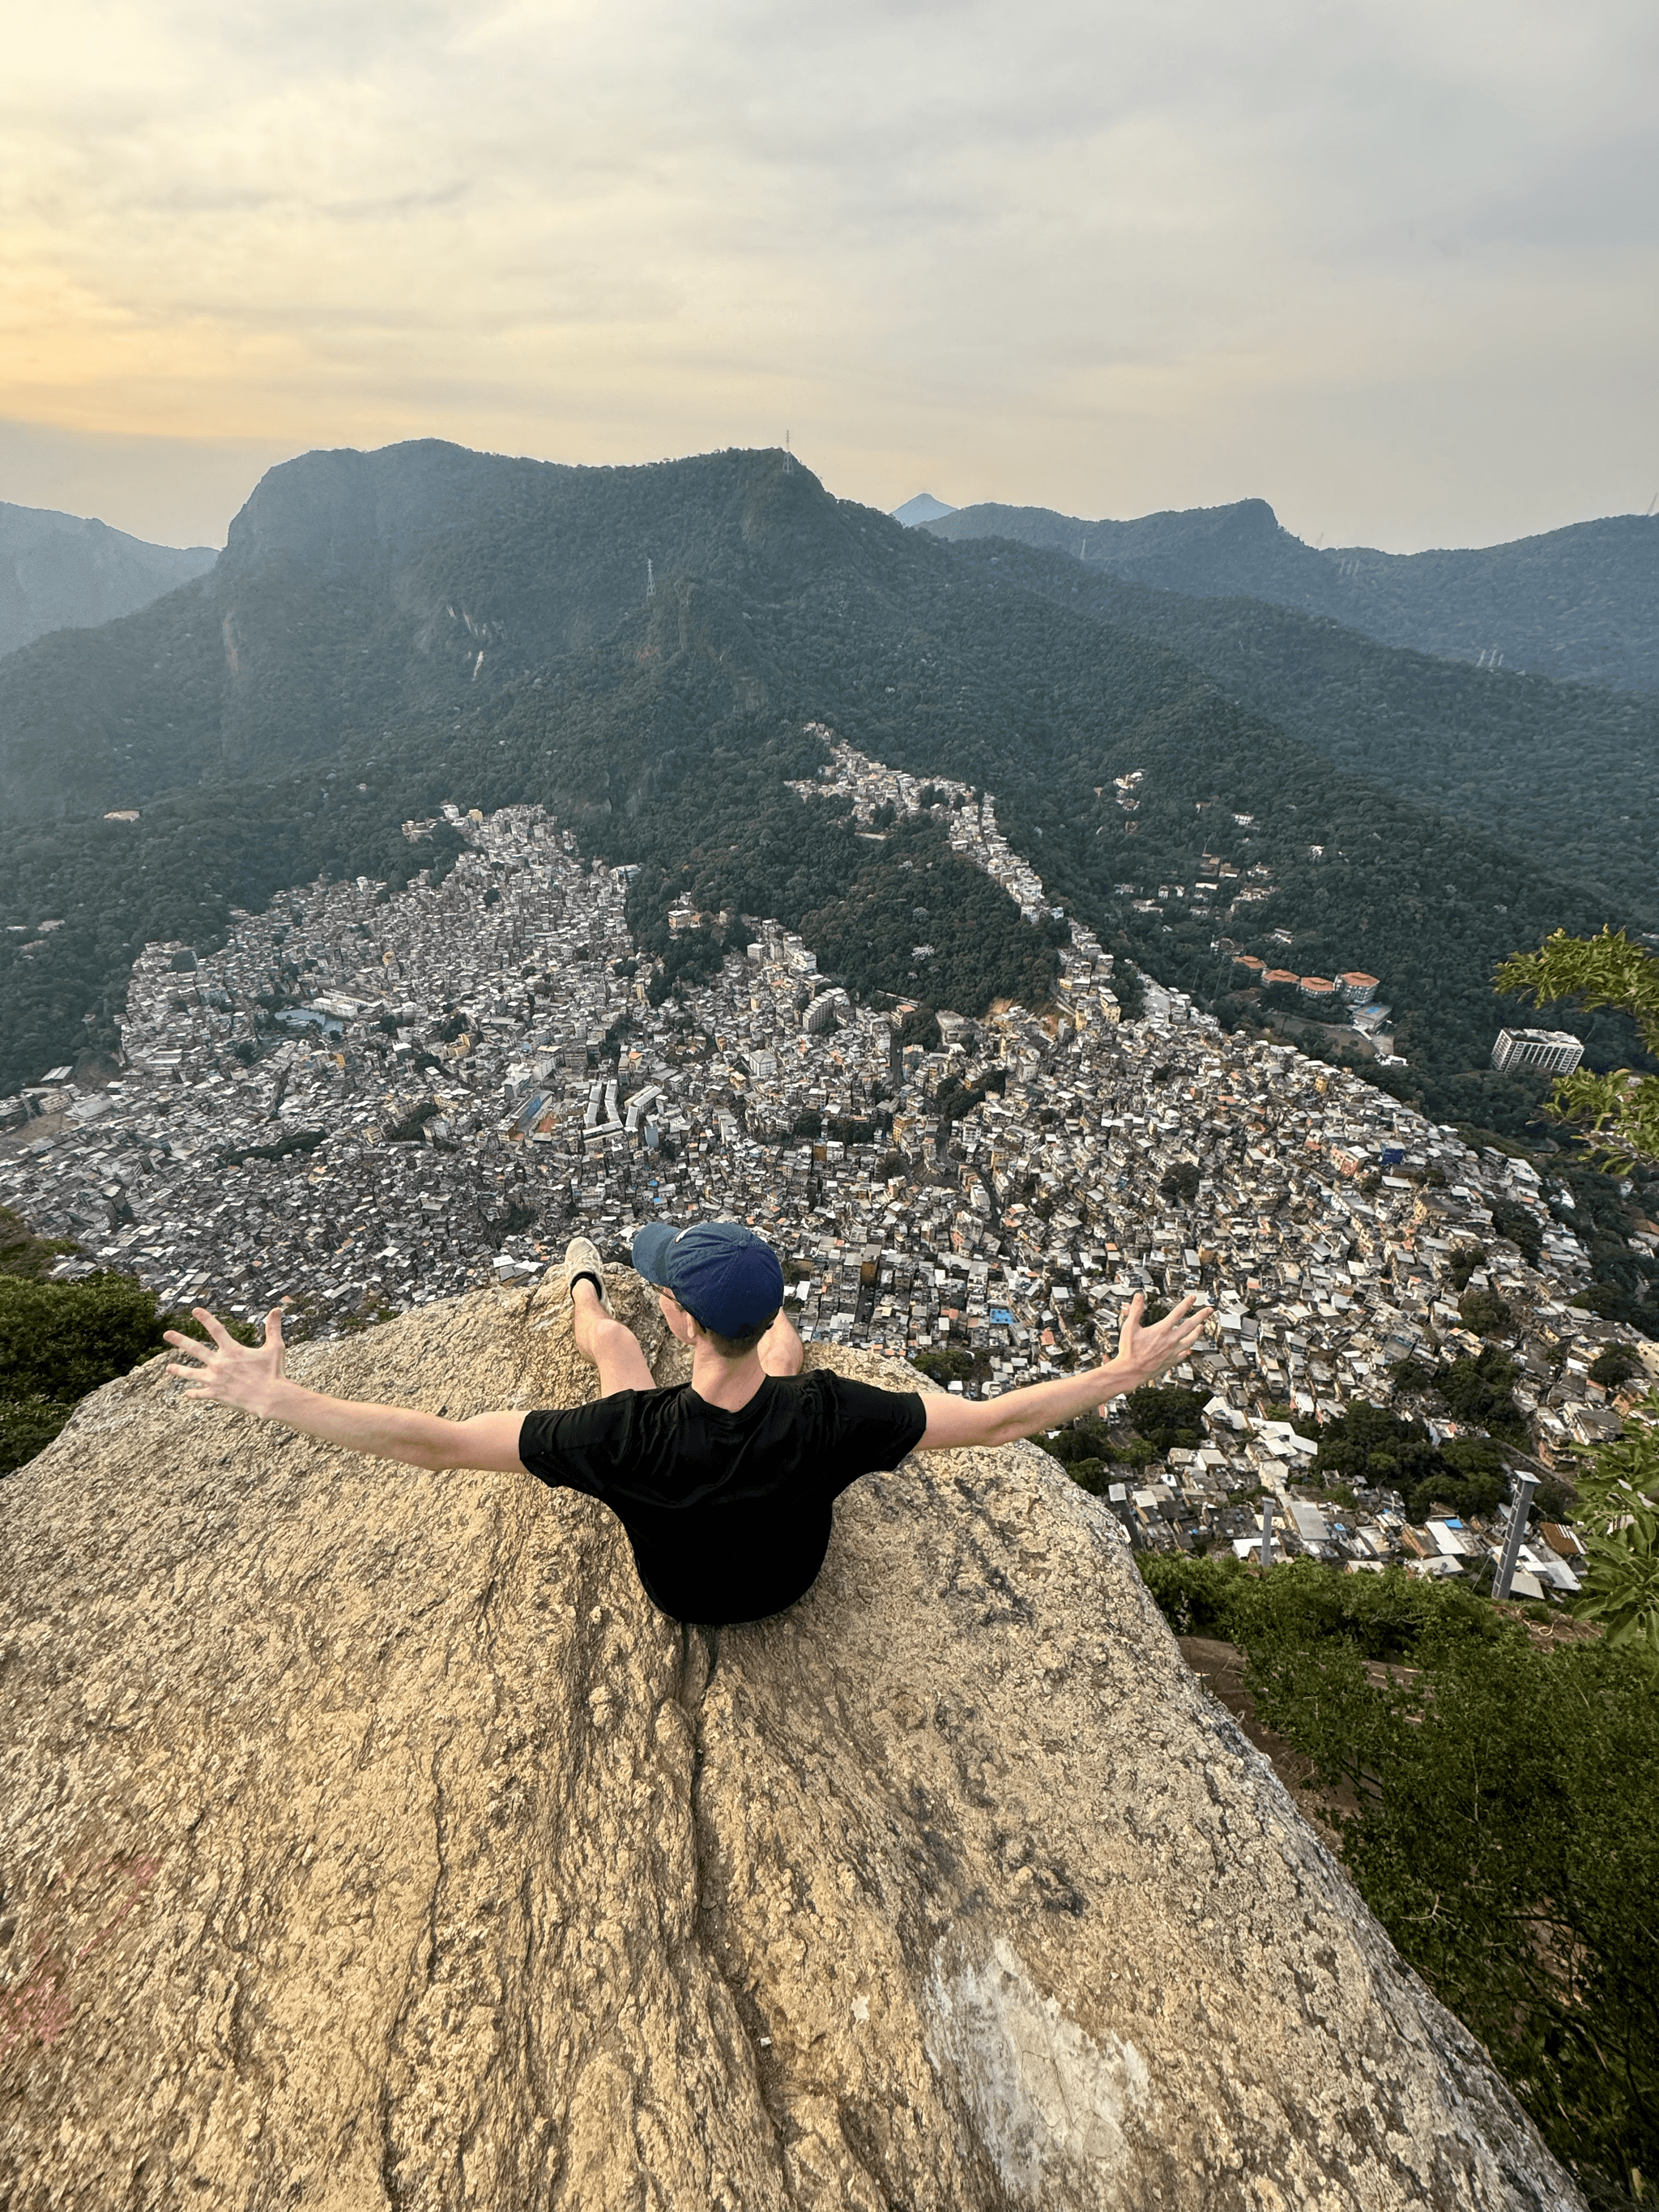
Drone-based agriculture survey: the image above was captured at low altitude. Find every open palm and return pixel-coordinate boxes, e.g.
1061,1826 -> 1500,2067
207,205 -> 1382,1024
164,1306 -> 288,1416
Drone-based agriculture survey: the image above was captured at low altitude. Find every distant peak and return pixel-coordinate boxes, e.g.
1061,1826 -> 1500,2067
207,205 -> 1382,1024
892,492 -> 957,528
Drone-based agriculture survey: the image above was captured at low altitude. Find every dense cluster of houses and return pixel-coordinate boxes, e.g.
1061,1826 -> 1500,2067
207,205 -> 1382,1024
4,749 -> 1653,1598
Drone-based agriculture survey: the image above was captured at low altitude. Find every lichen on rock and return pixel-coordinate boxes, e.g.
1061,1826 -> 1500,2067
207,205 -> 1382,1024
0,1269 -> 1580,2209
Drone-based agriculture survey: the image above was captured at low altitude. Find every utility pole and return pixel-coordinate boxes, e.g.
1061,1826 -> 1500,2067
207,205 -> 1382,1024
1491,1470 -> 1540,1600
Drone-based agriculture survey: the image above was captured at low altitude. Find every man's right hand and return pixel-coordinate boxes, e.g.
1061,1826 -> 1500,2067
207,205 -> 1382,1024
919,1290 -> 1213,1452
1115,1291 -> 1210,1390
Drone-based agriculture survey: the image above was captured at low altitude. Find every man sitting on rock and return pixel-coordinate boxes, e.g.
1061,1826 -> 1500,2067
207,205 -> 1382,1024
165,1221 -> 1208,1626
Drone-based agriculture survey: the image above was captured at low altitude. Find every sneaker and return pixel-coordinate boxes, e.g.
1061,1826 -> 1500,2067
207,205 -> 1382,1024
562,1234 -> 612,1314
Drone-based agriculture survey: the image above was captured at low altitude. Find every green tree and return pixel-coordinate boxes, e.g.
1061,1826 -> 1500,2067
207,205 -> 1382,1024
0,1272 -> 171,1476
0,1253 -> 255,1477
1489,1200 -> 1545,1268
1589,1346 -> 1639,1389
1138,1554 -> 1659,2199
1312,1398 -> 1508,1522
1437,1345 -> 1529,1445
0,1272 -> 175,1397
1448,1242 -> 1487,1292
1124,1383 -> 1208,1451
1313,1398 -> 1444,1497
1570,1388 -> 1659,1674
1495,927 -> 1659,1170
1458,1285 -> 1514,1338
1034,1413 -> 1116,1473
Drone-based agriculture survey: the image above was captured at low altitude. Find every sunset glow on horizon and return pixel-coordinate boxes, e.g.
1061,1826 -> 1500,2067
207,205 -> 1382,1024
4,0 -> 1655,550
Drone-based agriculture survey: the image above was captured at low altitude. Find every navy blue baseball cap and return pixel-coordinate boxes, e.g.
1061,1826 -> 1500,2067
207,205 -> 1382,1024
632,1220 -> 785,1337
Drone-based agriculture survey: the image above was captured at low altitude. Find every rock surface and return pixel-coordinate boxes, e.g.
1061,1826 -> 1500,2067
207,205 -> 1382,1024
1,1272 -> 1580,2210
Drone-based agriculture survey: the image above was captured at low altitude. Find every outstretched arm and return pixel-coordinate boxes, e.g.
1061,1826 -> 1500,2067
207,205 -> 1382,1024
164,1307 -> 529,1473
915,1292 -> 1211,1452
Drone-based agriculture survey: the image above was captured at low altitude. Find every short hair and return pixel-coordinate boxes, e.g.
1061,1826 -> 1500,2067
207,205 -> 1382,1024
691,1307 -> 779,1358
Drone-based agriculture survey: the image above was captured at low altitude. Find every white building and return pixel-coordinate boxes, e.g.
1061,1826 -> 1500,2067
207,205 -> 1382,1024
1491,1028 -> 1585,1077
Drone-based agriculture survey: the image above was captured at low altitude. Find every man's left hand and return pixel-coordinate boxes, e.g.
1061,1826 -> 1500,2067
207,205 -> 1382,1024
164,1307 -> 288,1419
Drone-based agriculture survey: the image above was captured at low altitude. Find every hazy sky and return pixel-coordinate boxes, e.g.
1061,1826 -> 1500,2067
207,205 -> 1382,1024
4,0 -> 1655,551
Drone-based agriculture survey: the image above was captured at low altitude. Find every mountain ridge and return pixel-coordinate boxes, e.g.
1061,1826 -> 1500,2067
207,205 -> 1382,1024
925,497 -> 1659,695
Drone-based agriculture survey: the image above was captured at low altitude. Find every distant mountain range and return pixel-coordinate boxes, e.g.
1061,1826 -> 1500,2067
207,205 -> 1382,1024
917,497 -> 1659,696
0,501 -> 217,661
0,441 -> 1652,1127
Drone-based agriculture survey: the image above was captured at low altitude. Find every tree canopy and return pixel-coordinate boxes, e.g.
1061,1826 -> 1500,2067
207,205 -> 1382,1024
1140,1550 -> 1659,2202
1496,927 -> 1659,1170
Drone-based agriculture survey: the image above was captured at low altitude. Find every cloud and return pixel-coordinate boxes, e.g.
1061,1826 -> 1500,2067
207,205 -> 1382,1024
2,0 -> 1655,548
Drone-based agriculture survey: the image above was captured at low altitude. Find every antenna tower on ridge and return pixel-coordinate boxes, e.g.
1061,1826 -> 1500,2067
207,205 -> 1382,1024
646,559 -> 655,601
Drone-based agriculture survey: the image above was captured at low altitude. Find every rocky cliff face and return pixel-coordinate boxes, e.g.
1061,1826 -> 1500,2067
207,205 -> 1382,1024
0,1272 -> 1579,2210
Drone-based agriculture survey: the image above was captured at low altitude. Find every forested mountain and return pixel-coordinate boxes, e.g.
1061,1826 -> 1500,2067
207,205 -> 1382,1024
0,501 -> 216,662
0,441 -> 879,820
939,537 -> 1659,915
927,498 -> 1659,696
0,443 -> 1649,1136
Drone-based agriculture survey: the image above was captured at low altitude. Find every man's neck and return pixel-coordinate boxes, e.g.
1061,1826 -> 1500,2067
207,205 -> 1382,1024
689,1344 -> 768,1412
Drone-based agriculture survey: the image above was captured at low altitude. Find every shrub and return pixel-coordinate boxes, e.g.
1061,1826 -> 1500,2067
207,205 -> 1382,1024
1126,1383 -> 1207,1450
1140,1553 -> 1659,2197
1138,1550 -> 1252,1639
1589,1345 -> 1639,1389
1448,1242 -> 1487,1292
1458,1286 -> 1514,1338
1253,1626 -> 1657,2199
912,1347 -> 972,1385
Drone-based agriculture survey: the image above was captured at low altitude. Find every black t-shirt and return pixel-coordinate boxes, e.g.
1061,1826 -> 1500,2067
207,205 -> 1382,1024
518,1370 -> 928,1625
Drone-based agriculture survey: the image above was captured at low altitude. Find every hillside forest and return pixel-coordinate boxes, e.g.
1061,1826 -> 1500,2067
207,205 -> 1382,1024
0,439 -> 1653,1161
